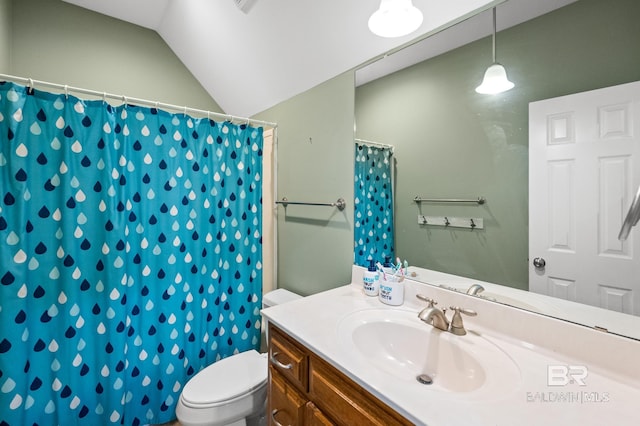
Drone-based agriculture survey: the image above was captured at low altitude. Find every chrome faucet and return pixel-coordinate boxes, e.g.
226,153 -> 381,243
416,295 -> 477,335
418,306 -> 450,331
466,284 -> 485,296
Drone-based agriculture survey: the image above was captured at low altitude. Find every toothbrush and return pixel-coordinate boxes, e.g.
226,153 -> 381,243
395,257 -> 403,276
375,262 -> 387,280
393,257 -> 401,276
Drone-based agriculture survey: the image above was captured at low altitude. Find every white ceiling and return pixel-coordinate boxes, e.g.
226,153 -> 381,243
61,0 -> 575,118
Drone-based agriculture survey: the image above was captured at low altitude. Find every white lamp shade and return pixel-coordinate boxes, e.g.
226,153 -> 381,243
475,63 -> 514,94
368,0 -> 423,38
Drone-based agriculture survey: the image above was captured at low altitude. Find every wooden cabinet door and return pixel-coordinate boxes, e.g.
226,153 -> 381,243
268,366 -> 307,426
308,356 -> 413,426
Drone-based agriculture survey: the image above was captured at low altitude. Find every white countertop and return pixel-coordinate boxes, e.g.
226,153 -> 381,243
262,269 -> 640,426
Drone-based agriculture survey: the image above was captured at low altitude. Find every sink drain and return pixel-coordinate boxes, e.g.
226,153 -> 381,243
416,374 -> 433,385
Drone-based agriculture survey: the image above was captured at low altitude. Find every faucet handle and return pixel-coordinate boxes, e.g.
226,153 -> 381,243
449,306 -> 477,316
448,306 -> 477,335
416,294 -> 437,307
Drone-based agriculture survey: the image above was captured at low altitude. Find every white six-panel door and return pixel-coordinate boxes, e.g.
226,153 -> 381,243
529,81 -> 640,315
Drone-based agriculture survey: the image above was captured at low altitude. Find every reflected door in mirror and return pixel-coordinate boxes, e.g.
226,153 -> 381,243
529,81 -> 640,315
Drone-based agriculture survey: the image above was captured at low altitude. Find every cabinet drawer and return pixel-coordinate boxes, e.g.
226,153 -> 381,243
269,326 -> 308,392
309,355 -> 413,426
305,401 -> 336,426
268,367 -> 307,426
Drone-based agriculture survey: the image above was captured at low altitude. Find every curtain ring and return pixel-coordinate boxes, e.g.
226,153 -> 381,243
28,78 -> 34,94
183,106 -> 187,117
122,95 -> 127,107
64,85 -> 69,99
102,92 -> 107,105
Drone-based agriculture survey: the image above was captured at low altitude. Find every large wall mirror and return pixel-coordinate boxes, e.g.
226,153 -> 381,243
354,0 -> 640,339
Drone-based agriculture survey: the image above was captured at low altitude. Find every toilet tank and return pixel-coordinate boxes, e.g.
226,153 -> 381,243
262,288 -> 301,308
260,289 -> 301,352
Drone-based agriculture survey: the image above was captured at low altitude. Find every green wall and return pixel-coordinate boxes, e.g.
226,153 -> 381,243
0,0 -> 10,72
355,0 -> 640,290
254,72 -> 355,296
5,0 -> 221,112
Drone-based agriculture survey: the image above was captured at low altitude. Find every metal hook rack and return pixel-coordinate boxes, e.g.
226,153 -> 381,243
418,215 -> 484,229
275,197 -> 346,211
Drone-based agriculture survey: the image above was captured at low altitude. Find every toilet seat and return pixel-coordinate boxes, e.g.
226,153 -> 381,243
180,350 -> 267,409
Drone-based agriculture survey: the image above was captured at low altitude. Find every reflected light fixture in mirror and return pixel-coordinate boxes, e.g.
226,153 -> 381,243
476,7 -> 514,94
368,0 -> 423,38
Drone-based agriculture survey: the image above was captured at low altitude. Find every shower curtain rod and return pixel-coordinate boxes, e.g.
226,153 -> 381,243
355,138 -> 395,151
0,73 -> 278,129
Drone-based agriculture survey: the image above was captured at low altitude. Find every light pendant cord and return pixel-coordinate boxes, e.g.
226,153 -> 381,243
492,7 -> 497,63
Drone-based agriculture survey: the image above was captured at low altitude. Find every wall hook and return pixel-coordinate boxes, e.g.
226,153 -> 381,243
417,215 -> 484,229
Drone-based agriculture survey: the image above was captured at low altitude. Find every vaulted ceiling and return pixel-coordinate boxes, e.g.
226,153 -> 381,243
61,0 -> 575,118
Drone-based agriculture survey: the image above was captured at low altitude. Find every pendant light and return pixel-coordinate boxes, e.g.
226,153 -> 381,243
368,0 -> 423,38
475,7 -> 514,94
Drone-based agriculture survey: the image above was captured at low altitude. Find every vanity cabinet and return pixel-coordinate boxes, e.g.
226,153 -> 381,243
267,324 -> 412,426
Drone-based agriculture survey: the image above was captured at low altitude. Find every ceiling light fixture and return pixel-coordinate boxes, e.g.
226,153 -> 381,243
368,0 -> 423,38
475,7 -> 514,95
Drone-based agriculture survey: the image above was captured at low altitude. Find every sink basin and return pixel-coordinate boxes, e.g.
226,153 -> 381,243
337,308 -> 521,400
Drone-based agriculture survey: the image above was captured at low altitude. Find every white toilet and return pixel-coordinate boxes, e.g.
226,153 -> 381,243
175,289 -> 301,426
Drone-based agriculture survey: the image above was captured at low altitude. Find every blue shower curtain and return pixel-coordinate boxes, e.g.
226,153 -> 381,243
354,142 -> 394,267
0,82 -> 263,426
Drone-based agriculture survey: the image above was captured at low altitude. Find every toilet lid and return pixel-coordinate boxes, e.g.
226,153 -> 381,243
181,350 -> 267,406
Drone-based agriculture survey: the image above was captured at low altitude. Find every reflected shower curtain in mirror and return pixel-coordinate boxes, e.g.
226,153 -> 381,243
354,143 -> 394,267
0,82 -> 263,425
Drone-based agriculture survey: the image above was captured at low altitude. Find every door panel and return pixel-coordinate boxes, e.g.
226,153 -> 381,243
529,81 -> 640,315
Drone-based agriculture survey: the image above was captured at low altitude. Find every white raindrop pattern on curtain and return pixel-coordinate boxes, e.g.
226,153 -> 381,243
354,143 -> 394,267
0,82 -> 264,426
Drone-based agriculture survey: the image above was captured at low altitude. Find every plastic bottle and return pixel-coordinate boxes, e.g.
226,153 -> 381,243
382,256 -> 395,276
363,259 -> 379,296
383,256 -> 393,268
